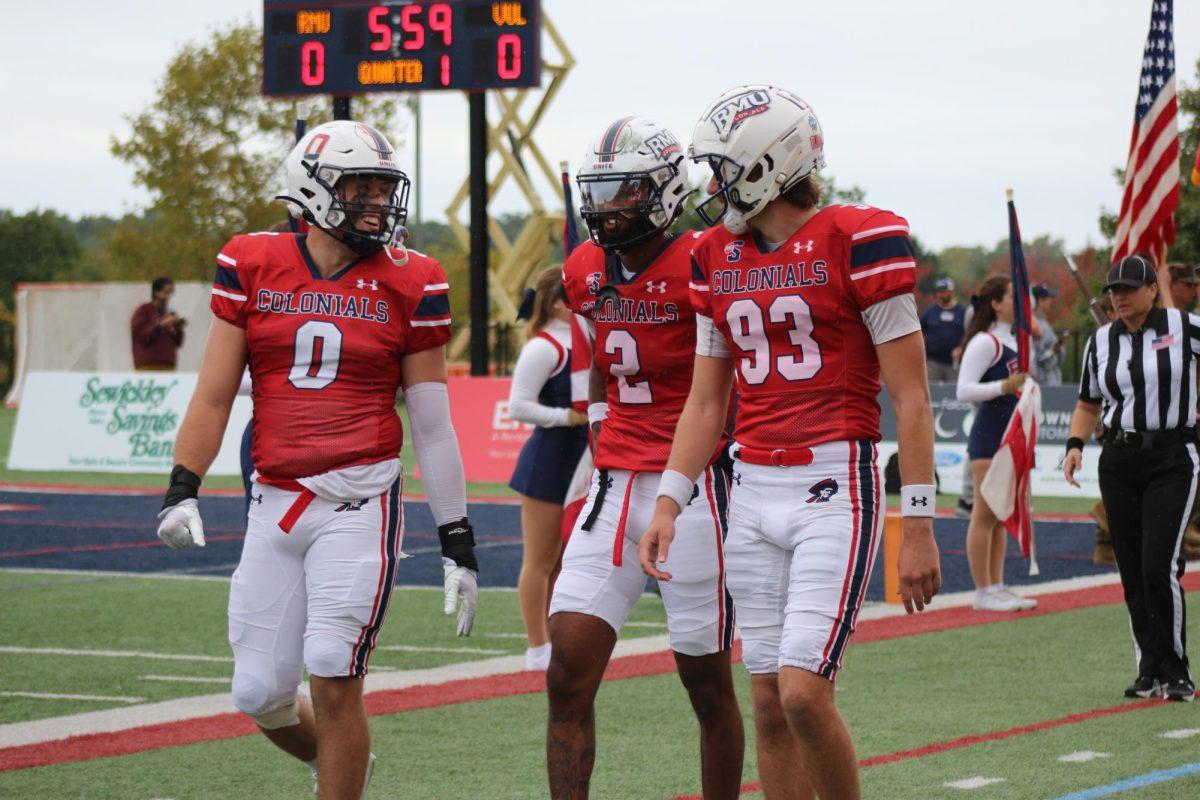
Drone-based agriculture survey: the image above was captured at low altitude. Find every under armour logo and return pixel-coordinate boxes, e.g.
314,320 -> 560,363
356,279 -> 378,290
910,497 -> 928,507
794,240 -> 814,254
688,483 -> 700,506
604,475 -> 614,490
646,280 -> 667,294
249,493 -> 263,505
732,472 -> 742,486
335,499 -> 369,512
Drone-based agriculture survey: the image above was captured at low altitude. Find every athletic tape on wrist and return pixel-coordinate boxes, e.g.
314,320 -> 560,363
900,484 -> 936,517
587,403 -> 609,425
656,470 -> 695,513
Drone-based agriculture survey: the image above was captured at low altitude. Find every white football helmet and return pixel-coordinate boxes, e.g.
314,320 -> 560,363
276,120 -> 409,257
576,117 -> 689,251
689,85 -> 825,234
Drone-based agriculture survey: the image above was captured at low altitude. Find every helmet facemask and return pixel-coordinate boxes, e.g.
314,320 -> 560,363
302,162 -> 410,256
578,163 -> 682,252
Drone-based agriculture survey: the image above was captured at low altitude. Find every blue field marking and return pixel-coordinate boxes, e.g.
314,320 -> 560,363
0,489 -> 1114,596
1048,763 -> 1200,799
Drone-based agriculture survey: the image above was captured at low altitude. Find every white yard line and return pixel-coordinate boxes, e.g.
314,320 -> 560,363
0,647 -> 232,663
140,676 -> 229,685
0,692 -> 145,704
0,568 -> 522,591
0,633 -> 671,749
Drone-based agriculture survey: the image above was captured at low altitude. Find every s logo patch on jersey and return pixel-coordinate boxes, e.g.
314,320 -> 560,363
725,240 -> 744,263
806,478 -> 838,504
586,272 -> 602,295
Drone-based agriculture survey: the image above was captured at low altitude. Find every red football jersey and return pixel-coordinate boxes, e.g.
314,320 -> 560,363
690,204 -> 916,451
562,236 -> 716,472
211,232 -> 452,480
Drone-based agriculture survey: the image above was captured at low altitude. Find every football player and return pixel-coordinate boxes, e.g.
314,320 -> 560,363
547,117 -> 744,799
639,86 -> 942,800
155,120 -> 478,799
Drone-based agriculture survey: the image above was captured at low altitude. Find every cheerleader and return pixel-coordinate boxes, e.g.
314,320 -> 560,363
956,275 -> 1035,612
507,267 -> 589,669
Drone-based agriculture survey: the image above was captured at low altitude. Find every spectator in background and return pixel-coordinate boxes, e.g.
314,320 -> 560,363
1032,284 -> 1062,385
130,277 -> 185,370
920,277 -> 966,382
1166,263 -> 1199,311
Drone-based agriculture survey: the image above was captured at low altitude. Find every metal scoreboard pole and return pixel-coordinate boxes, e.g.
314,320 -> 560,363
468,93 -> 489,376
332,96 -> 351,120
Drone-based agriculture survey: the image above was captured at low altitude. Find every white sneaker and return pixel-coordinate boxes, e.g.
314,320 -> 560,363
973,588 -> 1024,612
525,643 -> 552,671
999,587 -> 1037,611
312,752 -> 377,799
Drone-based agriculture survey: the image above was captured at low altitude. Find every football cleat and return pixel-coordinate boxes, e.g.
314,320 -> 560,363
1123,676 -> 1162,699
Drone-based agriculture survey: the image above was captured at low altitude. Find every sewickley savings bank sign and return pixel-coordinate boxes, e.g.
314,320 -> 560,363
9,372 -> 249,475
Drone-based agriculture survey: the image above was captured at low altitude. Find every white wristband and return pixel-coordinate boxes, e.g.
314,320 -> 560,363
900,484 -> 936,517
656,469 -> 695,513
587,402 -> 609,425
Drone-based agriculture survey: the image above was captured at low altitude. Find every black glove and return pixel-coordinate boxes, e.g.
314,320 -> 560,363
438,518 -> 479,572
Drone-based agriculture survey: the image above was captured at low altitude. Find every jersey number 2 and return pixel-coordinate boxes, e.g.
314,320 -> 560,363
605,330 -> 652,404
289,320 -> 343,389
726,296 -> 822,384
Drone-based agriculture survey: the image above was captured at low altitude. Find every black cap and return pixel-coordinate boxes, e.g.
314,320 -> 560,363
1032,284 -> 1057,299
1104,255 -> 1156,292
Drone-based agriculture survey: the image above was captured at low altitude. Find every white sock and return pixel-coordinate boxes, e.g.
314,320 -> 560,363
527,643 -> 551,656
976,587 -> 991,600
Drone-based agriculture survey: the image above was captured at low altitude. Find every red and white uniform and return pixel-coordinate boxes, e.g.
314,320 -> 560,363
213,232 -> 451,697
690,204 -> 917,677
552,237 -> 734,657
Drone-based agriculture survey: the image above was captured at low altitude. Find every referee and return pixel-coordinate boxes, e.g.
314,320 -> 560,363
1063,255 -> 1198,703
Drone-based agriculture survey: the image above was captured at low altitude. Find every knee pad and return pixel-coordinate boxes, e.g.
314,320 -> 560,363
231,671 -> 300,730
304,633 -> 354,678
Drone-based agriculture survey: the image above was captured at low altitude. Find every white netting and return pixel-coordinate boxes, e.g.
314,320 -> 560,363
5,282 -> 213,405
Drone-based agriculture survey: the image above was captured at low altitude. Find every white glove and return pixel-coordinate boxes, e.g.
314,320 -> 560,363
157,499 -> 206,549
442,557 -> 478,636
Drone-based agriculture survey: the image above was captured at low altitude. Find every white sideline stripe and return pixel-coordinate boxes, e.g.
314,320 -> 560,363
0,633 -> 671,749
0,692 -> 145,704
376,645 -> 507,655
0,647 -> 233,663
141,676 -> 229,685
0,569 -> 522,590
479,633 -> 527,639
624,621 -> 668,628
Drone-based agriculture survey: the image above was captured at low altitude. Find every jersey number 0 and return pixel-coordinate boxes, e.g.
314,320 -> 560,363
289,320 -> 343,389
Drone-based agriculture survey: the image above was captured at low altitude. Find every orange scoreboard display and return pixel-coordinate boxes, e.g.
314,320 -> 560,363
263,1 -> 541,95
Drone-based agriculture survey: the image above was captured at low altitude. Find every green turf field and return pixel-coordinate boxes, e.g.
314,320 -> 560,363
2,568 -> 1197,799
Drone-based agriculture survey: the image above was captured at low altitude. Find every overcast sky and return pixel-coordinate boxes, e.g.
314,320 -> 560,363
2,0 -> 1197,252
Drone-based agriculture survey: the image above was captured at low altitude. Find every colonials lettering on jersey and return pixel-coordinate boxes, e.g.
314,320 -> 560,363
591,296 -> 680,324
255,289 -> 390,324
710,261 -> 829,295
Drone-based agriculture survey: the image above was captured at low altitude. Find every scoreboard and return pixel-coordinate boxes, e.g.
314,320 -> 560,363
263,1 -> 541,96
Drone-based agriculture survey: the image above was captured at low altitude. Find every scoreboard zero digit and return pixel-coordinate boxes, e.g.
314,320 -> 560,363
263,1 -> 541,95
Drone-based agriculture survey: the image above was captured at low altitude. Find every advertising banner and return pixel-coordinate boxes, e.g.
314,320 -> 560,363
9,372 -> 251,475
445,376 -> 532,485
879,384 -> 1100,498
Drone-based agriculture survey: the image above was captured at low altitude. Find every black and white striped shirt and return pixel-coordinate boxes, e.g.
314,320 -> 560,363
1079,307 -> 1200,431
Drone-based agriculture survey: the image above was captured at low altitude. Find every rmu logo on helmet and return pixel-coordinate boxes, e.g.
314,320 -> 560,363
708,89 -> 773,136
644,130 -> 682,161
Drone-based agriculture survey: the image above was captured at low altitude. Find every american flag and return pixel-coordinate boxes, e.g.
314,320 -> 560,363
1007,194 -> 1033,374
1112,0 -> 1179,263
